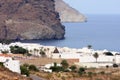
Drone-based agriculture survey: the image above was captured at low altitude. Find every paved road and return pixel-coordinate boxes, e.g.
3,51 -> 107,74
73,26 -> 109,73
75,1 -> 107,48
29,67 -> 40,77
30,74 -> 46,80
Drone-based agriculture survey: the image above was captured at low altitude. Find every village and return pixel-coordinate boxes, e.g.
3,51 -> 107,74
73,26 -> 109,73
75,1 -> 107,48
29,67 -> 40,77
0,42 -> 120,74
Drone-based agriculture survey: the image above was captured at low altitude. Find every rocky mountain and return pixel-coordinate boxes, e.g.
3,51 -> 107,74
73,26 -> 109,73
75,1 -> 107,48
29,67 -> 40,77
0,0 -> 65,40
55,0 -> 86,22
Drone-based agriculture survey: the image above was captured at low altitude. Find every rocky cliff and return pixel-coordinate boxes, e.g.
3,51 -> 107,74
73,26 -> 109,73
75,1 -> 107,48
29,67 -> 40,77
0,0 -> 65,40
55,0 -> 86,22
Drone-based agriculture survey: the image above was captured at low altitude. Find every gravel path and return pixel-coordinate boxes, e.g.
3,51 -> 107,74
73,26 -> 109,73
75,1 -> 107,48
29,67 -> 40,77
30,74 -> 46,80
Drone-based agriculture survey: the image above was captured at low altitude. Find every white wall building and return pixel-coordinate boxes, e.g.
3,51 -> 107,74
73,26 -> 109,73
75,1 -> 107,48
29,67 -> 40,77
4,60 -> 21,73
52,52 -> 81,59
79,55 -> 114,63
0,55 -> 21,73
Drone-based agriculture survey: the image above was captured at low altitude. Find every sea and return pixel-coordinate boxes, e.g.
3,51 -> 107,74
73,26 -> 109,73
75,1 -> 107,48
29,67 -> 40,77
21,14 -> 120,52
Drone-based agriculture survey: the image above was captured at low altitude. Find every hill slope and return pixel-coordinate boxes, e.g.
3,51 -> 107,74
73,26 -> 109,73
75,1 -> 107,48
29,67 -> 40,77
0,66 -> 31,80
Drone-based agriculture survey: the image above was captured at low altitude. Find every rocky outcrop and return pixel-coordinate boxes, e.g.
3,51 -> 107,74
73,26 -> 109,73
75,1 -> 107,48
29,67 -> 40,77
55,0 -> 86,22
0,0 -> 65,40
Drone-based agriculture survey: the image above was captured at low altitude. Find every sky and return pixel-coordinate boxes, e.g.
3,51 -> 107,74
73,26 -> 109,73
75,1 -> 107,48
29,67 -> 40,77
63,0 -> 120,14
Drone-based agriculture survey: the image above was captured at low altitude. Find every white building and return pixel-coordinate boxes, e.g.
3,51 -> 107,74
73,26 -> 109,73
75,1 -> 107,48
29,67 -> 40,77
52,51 -> 120,68
79,55 -> 114,63
0,43 -> 10,53
0,54 -> 21,73
52,52 -> 81,59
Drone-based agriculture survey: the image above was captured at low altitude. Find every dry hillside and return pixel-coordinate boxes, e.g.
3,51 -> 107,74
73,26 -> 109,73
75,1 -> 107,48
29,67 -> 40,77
0,66 -> 31,80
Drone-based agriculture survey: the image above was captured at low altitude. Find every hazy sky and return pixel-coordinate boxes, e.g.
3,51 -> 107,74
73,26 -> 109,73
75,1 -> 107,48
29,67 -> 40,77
63,0 -> 120,14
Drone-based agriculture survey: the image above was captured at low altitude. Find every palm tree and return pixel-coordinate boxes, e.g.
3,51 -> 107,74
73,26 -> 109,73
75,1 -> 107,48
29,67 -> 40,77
93,52 -> 99,63
87,45 -> 92,49
40,49 -> 46,57
36,49 -> 39,56
34,48 -> 37,56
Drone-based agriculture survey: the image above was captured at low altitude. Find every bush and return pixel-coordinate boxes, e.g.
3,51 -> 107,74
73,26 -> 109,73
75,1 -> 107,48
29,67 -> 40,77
50,62 -> 64,72
106,65 -> 109,68
50,66 -> 64,72
113,64 -> 118,67
69,65 -> 77,72
20,66 -> 29,76
1,50 -> 9,54
29,65 -> 39,71
0,62 -> 4,67
78,67 -> 85,75
88,72 -> 93,77
104,52 -> 113,56
100,71 -> 105,74
23,63 -> 29,68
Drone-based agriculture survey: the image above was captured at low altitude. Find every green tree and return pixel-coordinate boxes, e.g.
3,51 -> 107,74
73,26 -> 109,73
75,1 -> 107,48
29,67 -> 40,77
93,52 -> 99,63
10,46 -> 28,55
61,60 -> 69,70
78,67 -> 85,75
20,65 -> 29,76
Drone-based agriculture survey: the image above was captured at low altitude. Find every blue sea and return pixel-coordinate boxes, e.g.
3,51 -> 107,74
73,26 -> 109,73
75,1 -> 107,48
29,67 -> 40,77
21,14 -> 120,52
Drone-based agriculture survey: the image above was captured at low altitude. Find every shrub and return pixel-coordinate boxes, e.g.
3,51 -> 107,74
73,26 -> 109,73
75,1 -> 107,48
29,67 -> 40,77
23,63 -> 29,68
0,62 -> 4,67
61,60 -> 69,69
104,52 -> 113,56
88,72 -> 93,77
100,71 -> 105,74
113,64 -> 118,67
106,65 -> 109,68
69,65 -> 77,72
20,66 -> 29,76
50,66 -> 64,72
29,65 -> 39,71
1,50 -> 9,54
78,67 -> 85,75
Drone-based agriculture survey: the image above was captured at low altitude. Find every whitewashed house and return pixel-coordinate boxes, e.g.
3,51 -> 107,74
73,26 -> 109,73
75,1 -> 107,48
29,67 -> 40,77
0,54 -> 21,73
52,52 -> 81,59
78,54 -> 120,68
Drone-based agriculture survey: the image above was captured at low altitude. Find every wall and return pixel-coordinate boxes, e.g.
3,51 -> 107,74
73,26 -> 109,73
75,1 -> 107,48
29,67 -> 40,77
79,55 -> 114,63
4,60 -> 21,73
